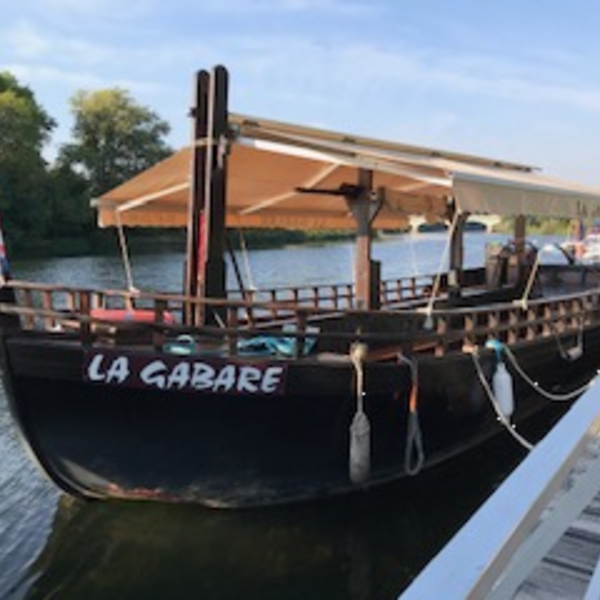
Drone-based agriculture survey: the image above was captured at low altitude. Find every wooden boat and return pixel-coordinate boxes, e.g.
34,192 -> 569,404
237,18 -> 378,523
562,220 -> 600,263
2,65 -> 600,508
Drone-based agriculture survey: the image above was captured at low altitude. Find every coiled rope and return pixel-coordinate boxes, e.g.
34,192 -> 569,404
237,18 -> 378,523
398,353 -> 425,474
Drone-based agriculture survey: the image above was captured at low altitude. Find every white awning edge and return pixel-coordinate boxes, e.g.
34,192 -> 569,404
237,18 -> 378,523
453,171 -> 600,219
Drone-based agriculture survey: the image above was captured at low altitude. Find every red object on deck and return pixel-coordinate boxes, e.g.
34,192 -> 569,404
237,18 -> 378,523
90,308 -> 175,324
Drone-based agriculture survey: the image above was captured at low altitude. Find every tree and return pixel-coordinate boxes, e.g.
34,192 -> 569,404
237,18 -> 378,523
0,72 -> 56,243
60,89 -> 172,197
47,162 -> 91,236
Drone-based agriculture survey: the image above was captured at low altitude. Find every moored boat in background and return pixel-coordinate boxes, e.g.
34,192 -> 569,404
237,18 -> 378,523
1,65 -> 600,508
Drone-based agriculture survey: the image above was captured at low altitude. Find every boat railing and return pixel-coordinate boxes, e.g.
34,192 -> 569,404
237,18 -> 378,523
228,272 -> 439,311
427,290 -> 600,356
1,277 -> 598,359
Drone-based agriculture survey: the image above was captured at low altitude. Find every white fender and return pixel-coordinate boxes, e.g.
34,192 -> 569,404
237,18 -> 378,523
349,409 -> 371,484
492,361 -> 515,419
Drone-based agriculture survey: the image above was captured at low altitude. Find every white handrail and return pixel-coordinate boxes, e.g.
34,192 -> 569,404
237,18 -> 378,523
399,379 -> 600,599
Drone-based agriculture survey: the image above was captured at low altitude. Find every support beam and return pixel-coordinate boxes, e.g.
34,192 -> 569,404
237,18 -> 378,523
347,170 -> 382,310
200,66 -> 229,311
448,211 -> 469,301
185,66 -> 229,326
514,214 -> 526,256
185,69 -> 209,325
513,214 -> 529,285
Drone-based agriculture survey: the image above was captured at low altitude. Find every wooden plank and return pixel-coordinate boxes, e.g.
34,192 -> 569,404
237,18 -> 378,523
514,492 -> 600,599
399,386 -> 600,600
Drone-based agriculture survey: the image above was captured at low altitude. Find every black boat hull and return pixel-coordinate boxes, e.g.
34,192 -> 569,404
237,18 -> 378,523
1,328 -> 598,508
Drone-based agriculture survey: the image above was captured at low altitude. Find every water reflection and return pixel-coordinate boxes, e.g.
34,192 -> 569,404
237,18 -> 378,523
0,382 -> 59,600
25,435 -> 525,600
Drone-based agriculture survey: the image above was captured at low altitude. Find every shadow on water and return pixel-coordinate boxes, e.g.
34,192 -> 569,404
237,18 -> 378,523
21,430 -> 537,600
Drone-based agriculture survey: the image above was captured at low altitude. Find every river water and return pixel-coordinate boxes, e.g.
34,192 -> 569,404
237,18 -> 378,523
0,232 -> 564,599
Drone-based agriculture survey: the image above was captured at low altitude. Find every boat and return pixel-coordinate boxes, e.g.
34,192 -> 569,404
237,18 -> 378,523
562,220 -> 600,264
2,64 -> 600,508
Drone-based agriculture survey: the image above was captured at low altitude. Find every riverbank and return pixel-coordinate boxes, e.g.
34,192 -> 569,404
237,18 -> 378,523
9,228 -> 356,259
9,218 -> 571,260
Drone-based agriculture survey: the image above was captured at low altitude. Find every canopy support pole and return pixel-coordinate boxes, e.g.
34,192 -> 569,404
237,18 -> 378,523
514,214 -> 529,285
347,170 -> 382,310
448,207 -> 469,301
185,66 -> 229,326
185,69 -> 209,326
514,215 -> 526,255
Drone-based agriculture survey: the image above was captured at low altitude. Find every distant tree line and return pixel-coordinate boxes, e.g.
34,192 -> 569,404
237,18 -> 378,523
0,72 -> 356,258
0,72 -> 172,255
1,72 -> 569,260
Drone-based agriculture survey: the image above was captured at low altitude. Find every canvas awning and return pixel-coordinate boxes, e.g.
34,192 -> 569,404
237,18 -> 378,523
96,113 -> 600,229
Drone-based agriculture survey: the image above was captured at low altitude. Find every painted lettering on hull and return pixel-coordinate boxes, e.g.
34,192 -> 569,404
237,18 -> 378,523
83,350 -> 287,395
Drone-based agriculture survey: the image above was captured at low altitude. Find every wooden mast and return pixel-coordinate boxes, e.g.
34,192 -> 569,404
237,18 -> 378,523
185,69 -> 209,325
185,66 -> 229,325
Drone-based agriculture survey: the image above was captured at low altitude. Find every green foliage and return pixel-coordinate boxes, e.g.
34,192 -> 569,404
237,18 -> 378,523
47,162 -> 92,236
0,72 -> 55,160
0,72 -> 56,245
493,216 -> 570,236
0,73 -> 175,255
59,88 -> 172,197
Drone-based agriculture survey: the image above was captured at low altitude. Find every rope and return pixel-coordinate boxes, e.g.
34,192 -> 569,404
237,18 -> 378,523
349,343 -> 370,484
514,249 -> 542,311
471,349 -> 534,451
422,210 -> 462,329
238,229 -> 257,292
398,353 -> 425,475
407,226 -> 422,277
114,211 -> 138,309
350,343 -> 367,414
552,317 -> 584,362
503,345 -> 597,402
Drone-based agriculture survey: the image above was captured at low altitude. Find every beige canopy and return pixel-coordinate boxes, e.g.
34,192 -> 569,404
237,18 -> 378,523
96,113 -> 600,229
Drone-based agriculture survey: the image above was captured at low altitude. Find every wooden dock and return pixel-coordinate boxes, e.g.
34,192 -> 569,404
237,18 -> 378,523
515,493 -> 600,599
400,383 -> 600,600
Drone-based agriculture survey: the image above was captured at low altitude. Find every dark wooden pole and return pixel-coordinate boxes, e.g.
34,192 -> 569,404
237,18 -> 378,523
347,170 -> 381,310
200,65 -> 229,314
513,214 -> 529,284
185,66 -> 229,326
449,210 -> 469,301
514,215 -> 526,255
185,69 -> 209,325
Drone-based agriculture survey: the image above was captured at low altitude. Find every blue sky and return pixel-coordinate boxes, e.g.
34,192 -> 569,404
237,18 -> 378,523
2,0 -> 600,185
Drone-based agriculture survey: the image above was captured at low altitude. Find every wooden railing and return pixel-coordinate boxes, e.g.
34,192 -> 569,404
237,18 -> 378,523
1,273 -> 598,360
427,292 -> 600,356
228,272 -> 439,311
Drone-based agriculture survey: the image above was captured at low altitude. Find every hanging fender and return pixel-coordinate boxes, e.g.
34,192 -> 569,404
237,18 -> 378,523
486,340 -> 515,419
492,360 -> 515,419
349,342 -> 371,484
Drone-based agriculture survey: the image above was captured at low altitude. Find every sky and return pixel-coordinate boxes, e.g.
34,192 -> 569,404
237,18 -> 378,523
2,0 -> 600,185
